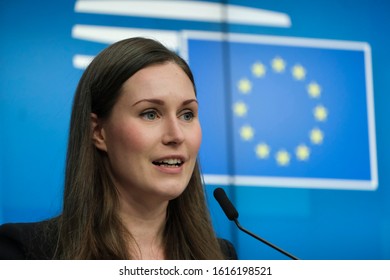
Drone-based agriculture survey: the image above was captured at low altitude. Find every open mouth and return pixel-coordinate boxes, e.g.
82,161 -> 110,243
152,159 -> 184,168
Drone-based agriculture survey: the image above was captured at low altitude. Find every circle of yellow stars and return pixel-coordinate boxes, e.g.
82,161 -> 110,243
234,56 -> 329,167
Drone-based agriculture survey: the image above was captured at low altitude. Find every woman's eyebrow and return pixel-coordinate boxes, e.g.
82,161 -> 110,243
132,98 -> 198,106
132,99 -> 165,106
182,99 -> 198,106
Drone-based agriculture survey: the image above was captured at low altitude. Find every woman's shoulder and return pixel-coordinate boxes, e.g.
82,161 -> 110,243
0,219 -> 58,260
218,238 -> 238,260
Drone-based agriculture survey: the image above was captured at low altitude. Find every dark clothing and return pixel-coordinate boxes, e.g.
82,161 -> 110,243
0,221 -> 57,259
0,221 -> 237,260
218,236 -> 238,260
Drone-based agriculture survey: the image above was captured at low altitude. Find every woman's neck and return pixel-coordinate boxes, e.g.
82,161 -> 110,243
117,190 -> 168,259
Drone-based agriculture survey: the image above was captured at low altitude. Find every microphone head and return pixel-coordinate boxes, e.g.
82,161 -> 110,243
213,188 -> 239,221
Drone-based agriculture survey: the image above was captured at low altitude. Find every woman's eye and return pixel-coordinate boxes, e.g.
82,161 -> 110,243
181,111 -> 194,121
141,111 -> 159,120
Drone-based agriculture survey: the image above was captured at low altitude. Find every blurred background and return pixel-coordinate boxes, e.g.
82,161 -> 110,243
1,0 -> 389,259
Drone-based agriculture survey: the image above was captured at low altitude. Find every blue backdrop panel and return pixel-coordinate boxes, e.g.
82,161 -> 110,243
187,33 -> 375,190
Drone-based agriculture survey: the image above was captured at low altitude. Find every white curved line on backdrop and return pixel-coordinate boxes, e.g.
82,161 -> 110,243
74,0 -> 292,27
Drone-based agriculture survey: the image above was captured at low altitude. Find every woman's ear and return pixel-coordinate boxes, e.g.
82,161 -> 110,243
91,113 -> 108,152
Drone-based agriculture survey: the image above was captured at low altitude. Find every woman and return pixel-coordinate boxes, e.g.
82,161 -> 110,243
0,37 -> 237,260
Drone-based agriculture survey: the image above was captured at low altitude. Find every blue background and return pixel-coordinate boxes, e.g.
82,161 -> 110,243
191,38 -> 372,180
1,0 -> 390,259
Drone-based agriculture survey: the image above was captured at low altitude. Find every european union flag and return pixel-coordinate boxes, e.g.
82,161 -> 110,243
182,32 -> 377,190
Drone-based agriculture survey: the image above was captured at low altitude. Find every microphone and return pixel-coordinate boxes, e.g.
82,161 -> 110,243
213,187 -> 299,260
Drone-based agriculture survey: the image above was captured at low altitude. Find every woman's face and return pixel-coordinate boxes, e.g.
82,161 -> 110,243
93,62 -> 201,204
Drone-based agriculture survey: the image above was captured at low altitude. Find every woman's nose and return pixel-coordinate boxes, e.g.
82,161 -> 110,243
162,117 -> 185,145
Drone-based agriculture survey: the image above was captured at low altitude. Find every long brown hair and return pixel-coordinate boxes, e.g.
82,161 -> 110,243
55,37 -> 224,259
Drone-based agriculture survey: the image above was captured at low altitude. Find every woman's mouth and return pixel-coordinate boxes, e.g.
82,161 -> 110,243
152,158 -> 184,168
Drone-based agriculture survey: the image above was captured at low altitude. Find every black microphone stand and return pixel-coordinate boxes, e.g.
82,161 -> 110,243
233,218 -> 299,260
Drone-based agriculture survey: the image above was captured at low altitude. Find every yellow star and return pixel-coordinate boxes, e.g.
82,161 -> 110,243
296,144 -> 310,161
292,64 -> 306,80
255,143 -> 270,159
252,62 -> 266,78
313,105 -> 328,122
307,82 -> 321,98
275,150 -> 290,166
310,128 -> 324,144
233,102 -> 248,117
238,78 -> 252,94
271,56 -> 286,73
240,125 -> 254,141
